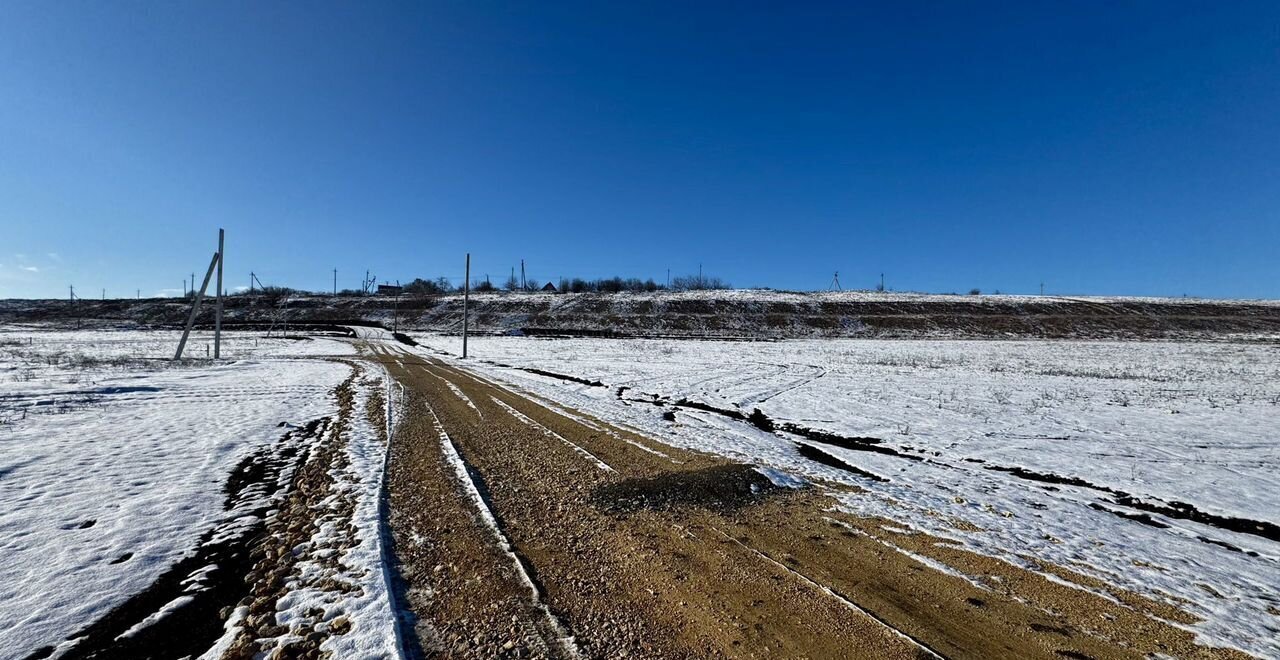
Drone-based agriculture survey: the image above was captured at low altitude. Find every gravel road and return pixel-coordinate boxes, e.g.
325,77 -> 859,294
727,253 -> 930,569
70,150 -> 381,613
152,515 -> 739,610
368,342 -> 1247,660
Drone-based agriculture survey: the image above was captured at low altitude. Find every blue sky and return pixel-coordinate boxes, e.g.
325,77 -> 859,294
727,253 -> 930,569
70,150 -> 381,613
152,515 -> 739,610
1,1 -> 1277,299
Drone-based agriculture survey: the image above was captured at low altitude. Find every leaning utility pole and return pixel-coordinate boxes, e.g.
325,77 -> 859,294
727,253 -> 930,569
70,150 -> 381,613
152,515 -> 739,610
175,251 -> 220,360
214,228 -> 224,359
520,259 -> 526,292
462,253 -> 471,359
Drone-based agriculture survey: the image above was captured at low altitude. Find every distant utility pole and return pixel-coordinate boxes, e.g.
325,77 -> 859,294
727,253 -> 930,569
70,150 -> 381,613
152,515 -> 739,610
879,273 -> 885,292
666,268 -> 670,288
101,289 -> 105,300
214,228 -> 224,359
521,259 -> 526,292
699,263 -> 703,288
333,268 -> 337,296
69,285 -> 74,301
830,271 -> 841,291
182,279 -> 187,298
1040,282 -> 1045,296
393,288 -> 399,333
462,253 -> 471,359
137,289 -> 141,299
191,273 -> 195,296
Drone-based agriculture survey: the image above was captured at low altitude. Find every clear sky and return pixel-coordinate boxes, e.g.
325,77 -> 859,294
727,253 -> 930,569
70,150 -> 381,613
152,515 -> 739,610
1,1 -> 1277,299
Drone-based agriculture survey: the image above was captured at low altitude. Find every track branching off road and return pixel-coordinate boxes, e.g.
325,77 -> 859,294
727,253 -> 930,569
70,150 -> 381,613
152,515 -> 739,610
364,342 -> 1248,660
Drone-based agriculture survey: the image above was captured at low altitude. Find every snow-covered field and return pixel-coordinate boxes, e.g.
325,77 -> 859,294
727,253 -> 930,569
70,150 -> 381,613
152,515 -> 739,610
0,327 -> 397,658
5,324 -> 1277,657
415,334 -> 1280,658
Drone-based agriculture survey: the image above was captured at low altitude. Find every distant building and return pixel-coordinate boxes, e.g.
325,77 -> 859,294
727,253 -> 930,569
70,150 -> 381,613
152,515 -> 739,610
377,284 -> 403,296
542,282 -> 557,292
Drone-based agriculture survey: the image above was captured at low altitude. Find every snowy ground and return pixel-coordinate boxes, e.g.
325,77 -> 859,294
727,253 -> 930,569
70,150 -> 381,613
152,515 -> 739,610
0,327 -> 397,658
415,334 -> 1280,658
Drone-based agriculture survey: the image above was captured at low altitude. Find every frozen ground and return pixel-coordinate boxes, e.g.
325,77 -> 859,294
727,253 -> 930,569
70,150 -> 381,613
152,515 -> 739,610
415,334 -> 1280,658
0,327 -> 395,658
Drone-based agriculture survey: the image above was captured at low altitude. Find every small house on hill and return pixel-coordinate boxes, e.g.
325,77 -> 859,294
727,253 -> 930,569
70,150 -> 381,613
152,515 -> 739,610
542,282 -> 557,292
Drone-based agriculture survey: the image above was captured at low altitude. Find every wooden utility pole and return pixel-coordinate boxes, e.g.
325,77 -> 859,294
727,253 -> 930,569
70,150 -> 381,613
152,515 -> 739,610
333,268 -> 337,296
462,253 -> 470,359
520,259 -> 526,292
214,228 -> 224,359
175,251 -> 220,360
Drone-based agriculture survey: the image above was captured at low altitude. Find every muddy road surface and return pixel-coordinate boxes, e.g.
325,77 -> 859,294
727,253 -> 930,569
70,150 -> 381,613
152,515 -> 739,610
367,342 -> 1248,660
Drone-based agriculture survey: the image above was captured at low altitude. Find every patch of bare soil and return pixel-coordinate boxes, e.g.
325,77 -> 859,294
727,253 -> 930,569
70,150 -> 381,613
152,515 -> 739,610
369,343 -> 1252,660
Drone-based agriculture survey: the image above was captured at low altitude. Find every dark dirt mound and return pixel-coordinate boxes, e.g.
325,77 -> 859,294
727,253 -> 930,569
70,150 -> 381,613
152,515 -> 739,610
591,464 -> 782,514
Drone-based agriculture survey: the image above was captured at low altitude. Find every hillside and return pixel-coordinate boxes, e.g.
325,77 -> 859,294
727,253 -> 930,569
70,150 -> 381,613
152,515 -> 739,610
3,290 -> 1279,339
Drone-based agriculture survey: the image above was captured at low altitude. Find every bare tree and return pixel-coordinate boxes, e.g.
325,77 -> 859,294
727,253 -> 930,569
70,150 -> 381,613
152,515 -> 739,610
671,274 -> 730,290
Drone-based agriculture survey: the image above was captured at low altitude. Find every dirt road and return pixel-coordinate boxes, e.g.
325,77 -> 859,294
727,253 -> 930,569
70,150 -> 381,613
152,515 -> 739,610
366,342 -> 1247,659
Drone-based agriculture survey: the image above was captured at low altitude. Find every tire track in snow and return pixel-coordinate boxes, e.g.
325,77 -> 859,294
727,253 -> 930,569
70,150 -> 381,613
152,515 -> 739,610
423,402 -> 582,659
710,527 -> 945,660
416,365 -> 483,418
489,396 -> 615,472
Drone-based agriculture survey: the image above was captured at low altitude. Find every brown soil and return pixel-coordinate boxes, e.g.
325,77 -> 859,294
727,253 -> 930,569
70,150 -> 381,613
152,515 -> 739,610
369,342 -> 1251,660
